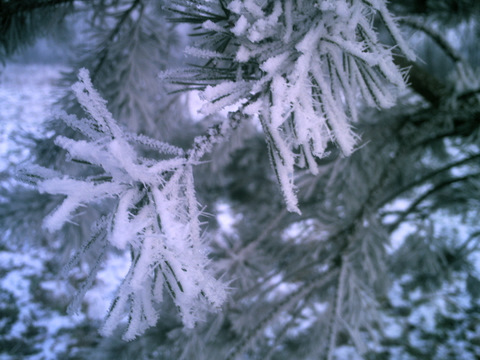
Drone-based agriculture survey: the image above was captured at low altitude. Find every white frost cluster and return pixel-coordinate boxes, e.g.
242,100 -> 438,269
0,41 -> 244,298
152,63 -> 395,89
165,0 -> 415,213
31,69 -> 227,340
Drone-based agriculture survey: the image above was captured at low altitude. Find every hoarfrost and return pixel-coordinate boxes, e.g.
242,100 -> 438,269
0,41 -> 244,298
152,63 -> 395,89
28,69 -> 227,340
168,0 -> 414,212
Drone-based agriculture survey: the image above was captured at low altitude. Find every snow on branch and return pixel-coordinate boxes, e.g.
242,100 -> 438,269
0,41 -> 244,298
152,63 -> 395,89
25,69 -> 227,340
164,0 -> 414,213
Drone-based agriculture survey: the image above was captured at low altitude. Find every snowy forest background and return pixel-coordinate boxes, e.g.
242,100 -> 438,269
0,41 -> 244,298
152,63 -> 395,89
1,1 -> 480,359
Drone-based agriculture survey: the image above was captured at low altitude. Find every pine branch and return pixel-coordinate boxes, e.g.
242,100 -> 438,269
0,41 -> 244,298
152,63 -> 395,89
0,0 -> 72,13
231,210 -> 289,301
388,172 -> 480,233
395,56 -> 448,106
393,0 -> 480,24
187,110 -> 246,162
27,69 -> 228,339
325,256 -> 348,360
458,230 -> 480,254
91,0 -> 142,81
165,0 -> 414,213
400,17 -> 464,64
58,0 -> 187,136
411,109 -> 480,148
379,153 -> 480,208
262,299 -> 307,360
0,0 -> 73,59
226,269 -> 339,360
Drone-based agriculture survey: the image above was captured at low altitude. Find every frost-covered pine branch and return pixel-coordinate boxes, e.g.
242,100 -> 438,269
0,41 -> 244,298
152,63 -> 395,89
3,1 -> 480,359
22,69 -> 227,340
59,0 -> 186,137
164,0 -> 414,213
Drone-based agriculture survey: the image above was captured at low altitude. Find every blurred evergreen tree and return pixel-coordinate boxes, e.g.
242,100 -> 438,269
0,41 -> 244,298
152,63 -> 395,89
0,0 -> 479,359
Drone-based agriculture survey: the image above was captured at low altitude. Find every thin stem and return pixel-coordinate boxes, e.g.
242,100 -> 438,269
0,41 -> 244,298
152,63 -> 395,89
400,17 -> 463,63
91,0 -> 142,81
388,172 -> 480,233
187,111 -> 246,162
379,153 -> 480,208
325,256 -> 347,360
263,299 -> 307,360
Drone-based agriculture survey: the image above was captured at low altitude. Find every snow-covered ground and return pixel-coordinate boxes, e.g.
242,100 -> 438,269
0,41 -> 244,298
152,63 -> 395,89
0,64 -> 65,170
0,63 -> 80,360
